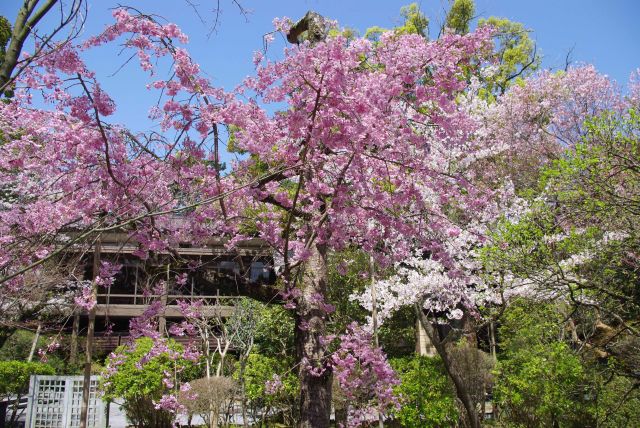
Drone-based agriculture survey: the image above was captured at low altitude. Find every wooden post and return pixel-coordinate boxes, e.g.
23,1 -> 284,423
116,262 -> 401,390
70,313 -> 80,365
133,264 -> 138,305
370,256 -> 380,348
80,240 -> 100,428
369,255 -> 384,428
104,400 -> 110,428
158,263 -> 169,335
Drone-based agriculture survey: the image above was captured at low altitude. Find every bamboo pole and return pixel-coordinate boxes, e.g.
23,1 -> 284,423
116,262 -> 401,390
27,323 -> 42,362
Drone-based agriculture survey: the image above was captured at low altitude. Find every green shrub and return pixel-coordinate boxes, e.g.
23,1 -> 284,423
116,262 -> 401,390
235,353 -> 298,426
390,356 -> 458,427
0,360 -> 55,426
493,301 -> 590,427
0,329 -> 66,372
100,337 -> 195,428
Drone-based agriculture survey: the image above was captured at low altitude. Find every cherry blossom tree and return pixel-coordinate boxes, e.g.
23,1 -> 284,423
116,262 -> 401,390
0,7 -> 514,426
350,65 -> 636,426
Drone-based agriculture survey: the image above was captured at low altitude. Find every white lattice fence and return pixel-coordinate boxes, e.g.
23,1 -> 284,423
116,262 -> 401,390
25,375 -> 105,428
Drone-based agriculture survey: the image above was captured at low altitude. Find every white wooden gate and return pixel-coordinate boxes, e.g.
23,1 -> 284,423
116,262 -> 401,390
25,375 -> 105,428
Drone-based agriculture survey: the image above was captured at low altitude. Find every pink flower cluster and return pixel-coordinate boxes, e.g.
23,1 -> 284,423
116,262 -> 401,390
331,323 -> 400,427
37,339 -> 61,363
74,283 -> 96,311
264,374 -> 284,395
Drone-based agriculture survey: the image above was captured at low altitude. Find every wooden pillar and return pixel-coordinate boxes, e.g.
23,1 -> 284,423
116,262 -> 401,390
158,263 -> 169,336
80,240 -> 100,428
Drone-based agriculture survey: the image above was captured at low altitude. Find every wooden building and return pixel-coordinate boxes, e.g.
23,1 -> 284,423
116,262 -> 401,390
68,233 -> 277,354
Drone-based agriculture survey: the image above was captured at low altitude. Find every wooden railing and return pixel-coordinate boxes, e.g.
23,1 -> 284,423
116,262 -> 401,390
94,293 -> 241,317
92,333 -> 228,353
96,293 -> 242,306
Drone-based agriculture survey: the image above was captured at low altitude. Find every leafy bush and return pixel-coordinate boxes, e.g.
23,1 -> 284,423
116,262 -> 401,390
235,353 -> 298,426
390,356 -> 458,427
493,301 -> 590,427
0,329 -> 66,372
0,360 -> 55,426
100,337 -> 196,428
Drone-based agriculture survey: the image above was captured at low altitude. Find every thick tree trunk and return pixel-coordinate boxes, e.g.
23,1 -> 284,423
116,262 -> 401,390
415,305 -> 481,428
295,243 -> 332,428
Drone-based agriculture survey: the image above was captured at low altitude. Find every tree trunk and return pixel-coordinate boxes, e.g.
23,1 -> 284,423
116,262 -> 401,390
489,320 -> 497,363
0,0 -> 57,94
295,243 -> 332,428
415,304 -> 481,428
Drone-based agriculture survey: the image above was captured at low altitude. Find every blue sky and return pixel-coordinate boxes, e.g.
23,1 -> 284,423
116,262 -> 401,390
2,0 -> 639,133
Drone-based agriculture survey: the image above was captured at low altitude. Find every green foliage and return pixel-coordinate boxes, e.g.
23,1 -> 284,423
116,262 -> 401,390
482,109 -> 640,426
253,303 -> 295,358
398,3 -> 429,37
327,248 -> 369,333
237,353 -> 298,403
0,360 -> 55,426
363,25 -> 387,42
364,3 -> 428,41
101,337 -> 195,399
542,109 -> 640,222
478,16 -> 539,96
378,307 -> 416,358
586,372 -> 640,427
0,329 -> 67,373
328,27 -> 359,42
100,337 -> 195,428
498,299 -> 565,350
490,298 -> 640,427
0,16 -> 10,60
494,301 -> 592,427
445,0 -> 475,34
0,360 -> 55,398
226,124 -> 244,154
0,329 -> 41,361
391,356 -> 458,427
495,342 -> 587,426
235,353 -> 298,424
